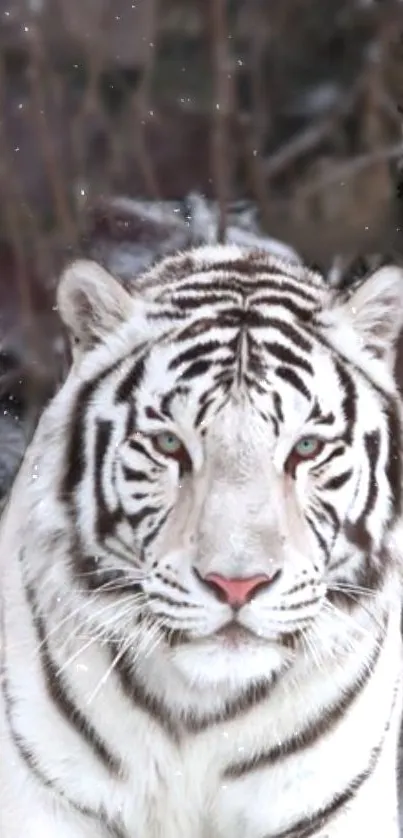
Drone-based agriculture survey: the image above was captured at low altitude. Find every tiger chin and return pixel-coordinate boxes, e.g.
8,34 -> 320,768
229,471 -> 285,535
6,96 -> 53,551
1,244 -> 403,838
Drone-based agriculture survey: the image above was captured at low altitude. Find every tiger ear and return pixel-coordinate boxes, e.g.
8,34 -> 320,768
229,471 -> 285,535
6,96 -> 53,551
57,260 -> 134,354
326,266 -> 403,368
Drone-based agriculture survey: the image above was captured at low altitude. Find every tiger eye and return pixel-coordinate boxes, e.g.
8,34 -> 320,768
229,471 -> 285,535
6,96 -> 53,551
284,436 -> 324,477
153,432 -> 182,456
151,432 -> 192,474
294,438 -> 322,459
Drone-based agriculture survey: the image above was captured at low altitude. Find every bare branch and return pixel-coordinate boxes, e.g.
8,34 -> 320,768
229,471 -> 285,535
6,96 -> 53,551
26,22 -> 77,247
263,86 -> 361,181
298,142 -> 403,199
208,0 -> 234,243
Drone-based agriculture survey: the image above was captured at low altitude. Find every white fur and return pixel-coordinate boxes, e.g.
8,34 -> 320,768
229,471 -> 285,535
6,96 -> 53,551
1,248 -> 403,838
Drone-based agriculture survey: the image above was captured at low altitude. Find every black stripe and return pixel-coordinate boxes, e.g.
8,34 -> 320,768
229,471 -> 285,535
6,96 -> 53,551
61,355 -> 133,504
181,259 -> 320,298
347,431 -> 380,553
186,677 -> 282,735
320,499 -> 340,537
1,620 -> 101,820
260,317 -> 313,352
363,430 -> 380,519
176,317 -> 225,341
74,555 -> 143,596
3,668 -> 60,793
262,341 -> 313,374
127,505 -> 159,531
269,412 -> 279,437
223,307 -> 272,329
181,359 -> 213,380
385,402 -> 402,520
327,551 -> 387,604
308,403 -> 335,426
168,280 -> 317,312
343,519 -> 372,554
128,438 -> 162,468
273,391 -> 284,423
275,366 -> 311,400
3,675 -> 98,819
326,551 -> 350,575
169,304 -> 314,355
20,560 -> 122,775
335,361 -> 356,444
315,328 -> 402,524
115,355 -> 146,404
169,339 -> 222,370
267,680 -> 398,838
213,369 -> 235,392
147,592 -> 195,609
142,507 -> 172,551
245,336 -> 265,379
355,550 -> 388,593
94,419 -> 118,540
154,571 -> 190,596
32,613 -> 123,774
194,400 -> 213,428
322,469 -> 353,491
170,293 -> 237,309
306,513 -> 330,560
270,748 -> 380,838
103,533 -> 141,565
316,444 -> 345,470
249,294 -> 313,322
146,307 -> 187,321
60,377 -> 101,502
113,644 -> 279,738
107,823 -> 129,838
271,596 -> 321,613
122,466 -> 149,482
224,628 -> 384,779
159,260 -> 296,286
111,645 -> 180,740
285,580 -> 311,597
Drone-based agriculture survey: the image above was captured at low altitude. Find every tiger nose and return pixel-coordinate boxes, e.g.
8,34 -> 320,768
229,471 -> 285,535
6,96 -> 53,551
201,571 -> 280,608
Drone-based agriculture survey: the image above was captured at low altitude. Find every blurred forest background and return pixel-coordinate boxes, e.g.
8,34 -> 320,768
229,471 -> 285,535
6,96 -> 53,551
0,0 -> 403,500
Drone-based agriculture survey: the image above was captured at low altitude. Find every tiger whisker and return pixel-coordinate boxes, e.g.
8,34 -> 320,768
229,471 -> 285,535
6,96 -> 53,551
300,624 -> 327,670
320,600 -> 384,651
325,589 -> 386,635
55,596 -> 146,674
28,592 -> 146,658
74,568 -> 149,583
85,640 -> 132,706
327,582 -> 377,598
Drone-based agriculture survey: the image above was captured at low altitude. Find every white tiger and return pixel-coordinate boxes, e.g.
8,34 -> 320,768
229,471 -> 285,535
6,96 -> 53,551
1,245 -> 403,838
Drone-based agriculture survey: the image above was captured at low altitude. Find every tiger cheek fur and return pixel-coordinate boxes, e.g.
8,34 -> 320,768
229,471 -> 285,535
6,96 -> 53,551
1,247 -> 403,838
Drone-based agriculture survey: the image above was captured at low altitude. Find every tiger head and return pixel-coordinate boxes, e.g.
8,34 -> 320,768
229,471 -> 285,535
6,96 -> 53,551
43,246 -> 403,689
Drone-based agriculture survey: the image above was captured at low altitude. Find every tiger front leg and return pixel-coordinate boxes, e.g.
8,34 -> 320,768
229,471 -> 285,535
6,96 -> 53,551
0,748 -> 109,838
301,767 -> 400,838
0,808 -> 108,838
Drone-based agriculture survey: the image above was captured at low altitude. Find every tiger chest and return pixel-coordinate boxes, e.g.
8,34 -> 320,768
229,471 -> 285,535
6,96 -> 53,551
113,728 -> 330,838
109,686 -> 394,838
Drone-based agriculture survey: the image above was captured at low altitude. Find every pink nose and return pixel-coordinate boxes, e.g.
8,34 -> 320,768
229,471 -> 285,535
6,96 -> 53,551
203,572 -> 278,608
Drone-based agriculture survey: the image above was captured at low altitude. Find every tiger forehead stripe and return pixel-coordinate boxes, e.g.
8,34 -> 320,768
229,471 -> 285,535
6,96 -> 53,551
145,250 -> 323,290
158,271 -> 322,306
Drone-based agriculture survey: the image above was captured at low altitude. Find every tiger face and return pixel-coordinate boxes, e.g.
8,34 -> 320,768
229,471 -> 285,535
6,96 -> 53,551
55,247 -> 403,689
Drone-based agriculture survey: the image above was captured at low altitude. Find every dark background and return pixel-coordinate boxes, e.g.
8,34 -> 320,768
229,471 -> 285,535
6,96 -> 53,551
1,0 -> 403,500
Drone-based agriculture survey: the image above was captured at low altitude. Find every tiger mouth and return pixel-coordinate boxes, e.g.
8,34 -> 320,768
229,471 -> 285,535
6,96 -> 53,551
156,614 -> 302,650
213,621 -> 300,650
214,621 -> 256,647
